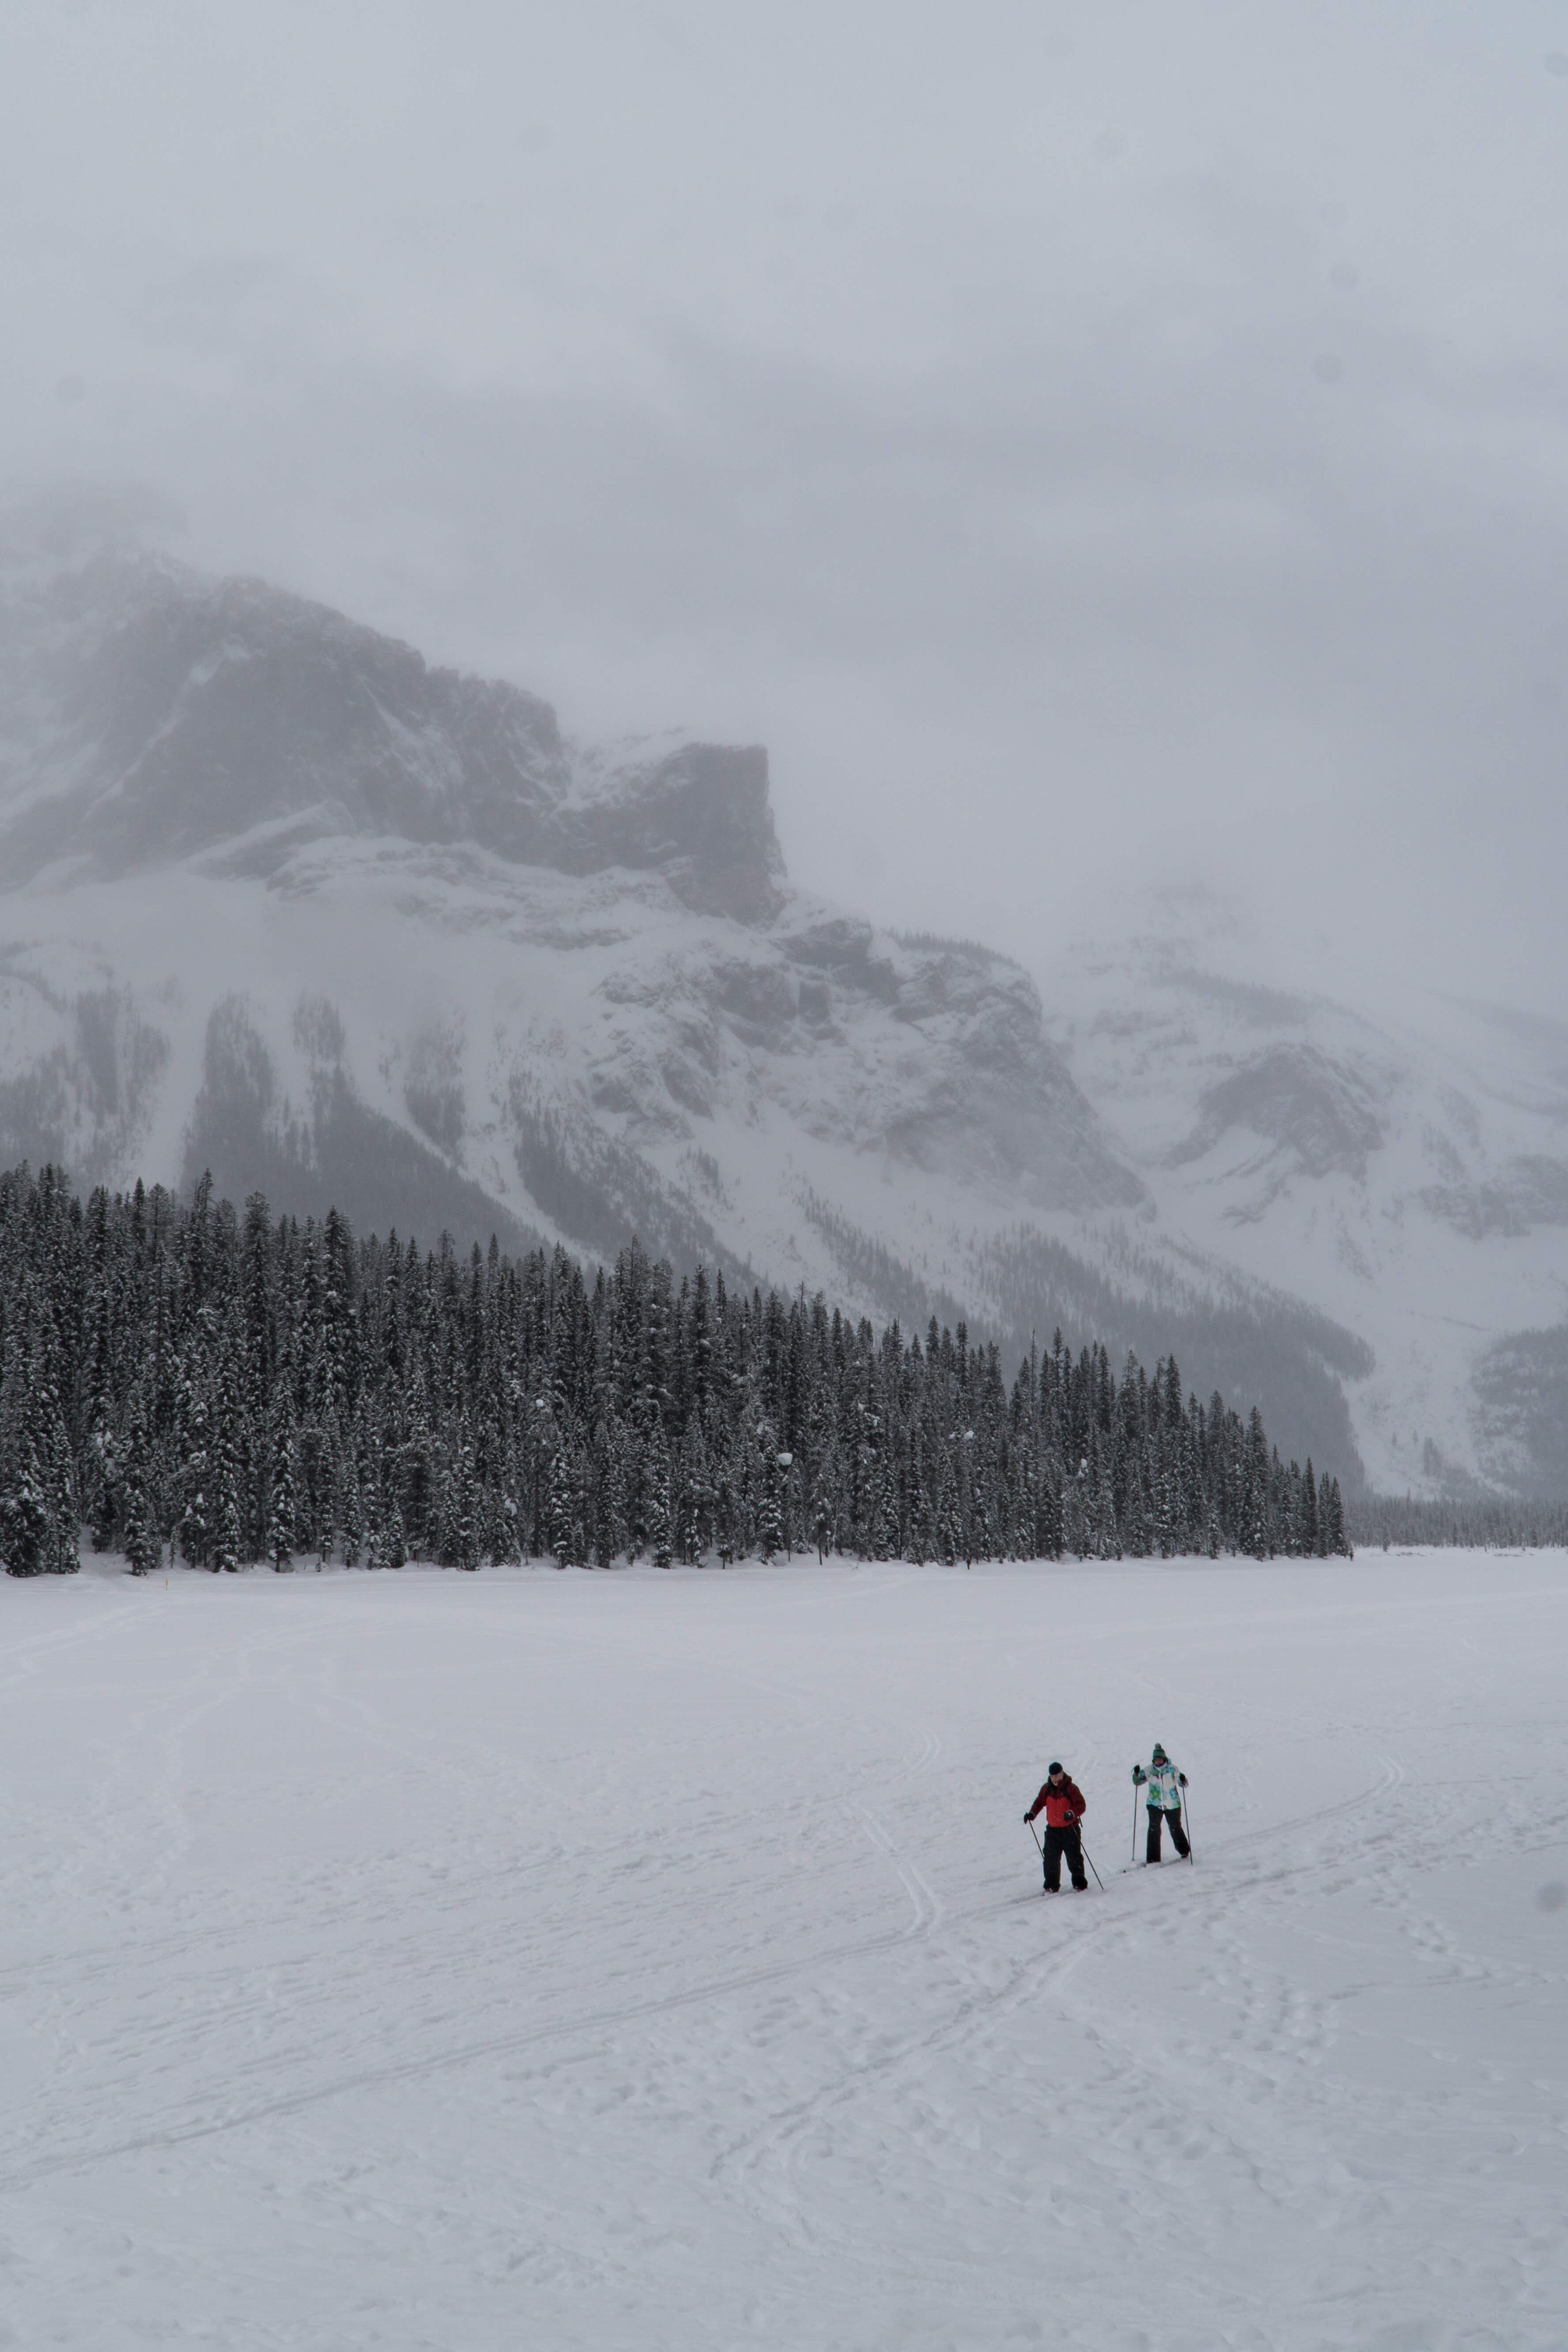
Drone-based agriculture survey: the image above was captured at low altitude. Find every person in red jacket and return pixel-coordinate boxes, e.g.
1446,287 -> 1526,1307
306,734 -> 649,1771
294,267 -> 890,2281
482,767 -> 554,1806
1024,1762 -> 1088,1892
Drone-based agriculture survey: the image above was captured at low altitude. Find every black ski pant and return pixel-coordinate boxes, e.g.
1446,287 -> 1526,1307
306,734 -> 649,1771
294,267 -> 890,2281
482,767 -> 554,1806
1146,1804 -> 1190,1863
1043,1823 -> 1088,1891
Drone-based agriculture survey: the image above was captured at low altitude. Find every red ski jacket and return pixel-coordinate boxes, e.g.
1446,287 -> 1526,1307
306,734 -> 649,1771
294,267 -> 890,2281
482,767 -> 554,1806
1025,1776 -> 1085,1829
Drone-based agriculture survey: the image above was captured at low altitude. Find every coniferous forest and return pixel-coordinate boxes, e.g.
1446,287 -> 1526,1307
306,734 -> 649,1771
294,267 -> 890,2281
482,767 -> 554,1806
0,1163 -> 1350,1578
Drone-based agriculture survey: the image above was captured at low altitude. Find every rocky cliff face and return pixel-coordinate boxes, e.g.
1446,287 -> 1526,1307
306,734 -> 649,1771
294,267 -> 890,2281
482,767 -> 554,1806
0,554 -> 784,920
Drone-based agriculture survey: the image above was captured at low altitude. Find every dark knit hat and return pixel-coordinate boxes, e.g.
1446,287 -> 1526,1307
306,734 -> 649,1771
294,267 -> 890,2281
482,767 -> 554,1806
1152,1744 -> 1167,1760
1047,1761 -> 1063,1775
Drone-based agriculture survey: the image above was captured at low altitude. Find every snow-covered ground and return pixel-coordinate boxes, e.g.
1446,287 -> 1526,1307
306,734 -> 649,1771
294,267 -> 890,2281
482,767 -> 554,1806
3,1552 -> 1565,2352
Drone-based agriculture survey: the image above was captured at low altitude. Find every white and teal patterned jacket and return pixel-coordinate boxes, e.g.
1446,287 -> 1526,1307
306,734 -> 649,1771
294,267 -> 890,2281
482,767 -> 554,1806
1137,1758 -> 1183,1810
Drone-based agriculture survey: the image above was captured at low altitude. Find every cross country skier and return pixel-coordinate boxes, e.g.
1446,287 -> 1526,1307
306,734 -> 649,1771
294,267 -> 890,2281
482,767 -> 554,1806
1132,1743 -> 1190,1863
1024,1762 -> 1088,1892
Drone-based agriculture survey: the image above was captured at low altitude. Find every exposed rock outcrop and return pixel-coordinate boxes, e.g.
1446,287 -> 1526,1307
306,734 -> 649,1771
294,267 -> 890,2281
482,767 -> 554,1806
0,555 -> 783,920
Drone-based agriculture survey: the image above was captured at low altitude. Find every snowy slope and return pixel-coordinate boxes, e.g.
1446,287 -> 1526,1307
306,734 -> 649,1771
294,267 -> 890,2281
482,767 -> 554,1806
1039,923 -> 1568,1497
0,527 -> 1563,1491
2,1552 -> 1566,2351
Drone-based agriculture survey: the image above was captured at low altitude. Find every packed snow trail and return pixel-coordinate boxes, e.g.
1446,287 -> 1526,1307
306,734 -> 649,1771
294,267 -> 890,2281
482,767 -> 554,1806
1,1554 -> 1565,2351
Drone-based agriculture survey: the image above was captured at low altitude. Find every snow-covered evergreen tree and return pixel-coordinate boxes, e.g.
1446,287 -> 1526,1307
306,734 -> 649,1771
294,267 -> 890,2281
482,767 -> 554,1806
121,1417 -> 161,1578
267,1403 -> 298,1573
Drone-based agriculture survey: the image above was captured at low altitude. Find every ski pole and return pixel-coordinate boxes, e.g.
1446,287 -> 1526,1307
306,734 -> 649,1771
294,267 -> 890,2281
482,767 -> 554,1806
1180,1783 -> 1194,1862
1080,1838 -> 1104,1893
1131,1781 -> 1139,1865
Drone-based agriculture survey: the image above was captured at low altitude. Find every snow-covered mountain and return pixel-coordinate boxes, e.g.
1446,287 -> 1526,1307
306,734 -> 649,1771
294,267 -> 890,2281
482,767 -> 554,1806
0,526 -> 1563,1494
1033,926 -> 1568,1499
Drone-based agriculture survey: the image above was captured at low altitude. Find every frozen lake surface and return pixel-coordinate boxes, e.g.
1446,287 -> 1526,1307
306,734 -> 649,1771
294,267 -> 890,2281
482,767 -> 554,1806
3,1550 -> 1566,2351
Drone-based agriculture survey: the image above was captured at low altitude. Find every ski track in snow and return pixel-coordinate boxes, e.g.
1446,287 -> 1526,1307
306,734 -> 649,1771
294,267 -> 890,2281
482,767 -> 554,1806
1,1554 -> 1566,2351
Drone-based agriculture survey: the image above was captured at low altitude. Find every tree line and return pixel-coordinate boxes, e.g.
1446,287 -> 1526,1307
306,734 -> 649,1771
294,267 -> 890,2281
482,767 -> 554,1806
1345,1494 -> 1568,1550
0,1163 -> 1350,1577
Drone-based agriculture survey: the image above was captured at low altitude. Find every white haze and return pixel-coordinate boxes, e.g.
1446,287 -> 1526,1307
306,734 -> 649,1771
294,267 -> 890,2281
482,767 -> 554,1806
4,1 -> 1567,1010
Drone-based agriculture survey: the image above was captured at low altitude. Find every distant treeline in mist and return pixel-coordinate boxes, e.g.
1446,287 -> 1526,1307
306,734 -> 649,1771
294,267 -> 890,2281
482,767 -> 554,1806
0,1163 -> 1349,1577
1346,1494 -> 1568,1551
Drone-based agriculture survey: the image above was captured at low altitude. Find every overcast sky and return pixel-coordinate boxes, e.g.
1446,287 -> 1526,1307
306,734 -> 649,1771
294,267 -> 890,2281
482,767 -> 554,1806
4,0 -> 1568,1013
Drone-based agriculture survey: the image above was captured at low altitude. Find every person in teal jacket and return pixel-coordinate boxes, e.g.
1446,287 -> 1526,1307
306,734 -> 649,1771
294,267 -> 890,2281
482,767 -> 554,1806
1132,1743 -> 1190,1863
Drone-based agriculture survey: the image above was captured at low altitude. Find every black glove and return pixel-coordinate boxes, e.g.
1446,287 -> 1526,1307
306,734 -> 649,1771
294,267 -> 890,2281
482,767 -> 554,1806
1179,1773 -> 1188,1787
1131,1765 -> 1145,1784
1023,1812 -> 1031,1825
